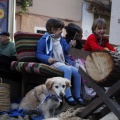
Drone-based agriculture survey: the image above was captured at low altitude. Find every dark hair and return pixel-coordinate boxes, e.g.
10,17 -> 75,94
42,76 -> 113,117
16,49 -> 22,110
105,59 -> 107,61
46,18 -> 65,33
65,23 -> 82,36
65,23 -> 83,49
92,18 -> 107,32
0,32 -> 10,37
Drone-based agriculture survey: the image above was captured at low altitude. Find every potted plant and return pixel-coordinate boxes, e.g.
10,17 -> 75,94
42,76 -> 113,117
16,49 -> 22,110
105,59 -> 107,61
16,0 -> 32,14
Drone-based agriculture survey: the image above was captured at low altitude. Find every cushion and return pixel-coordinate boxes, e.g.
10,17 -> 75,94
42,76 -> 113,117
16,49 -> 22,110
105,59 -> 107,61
11,61 -> 64,77
14,32 -> 43,62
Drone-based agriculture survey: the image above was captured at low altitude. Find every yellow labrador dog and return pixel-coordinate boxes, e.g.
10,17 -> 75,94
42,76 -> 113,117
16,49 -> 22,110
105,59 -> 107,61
19,77 -> 71,118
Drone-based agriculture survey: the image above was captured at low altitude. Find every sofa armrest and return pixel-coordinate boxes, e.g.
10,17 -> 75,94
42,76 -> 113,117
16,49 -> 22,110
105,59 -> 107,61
11,61 -> 64,77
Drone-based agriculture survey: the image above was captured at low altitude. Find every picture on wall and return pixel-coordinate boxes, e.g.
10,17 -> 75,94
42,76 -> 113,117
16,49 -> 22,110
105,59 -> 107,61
0,0 -> 9,32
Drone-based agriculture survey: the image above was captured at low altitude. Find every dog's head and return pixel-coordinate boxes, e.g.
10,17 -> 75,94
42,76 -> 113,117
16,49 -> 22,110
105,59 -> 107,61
45,77 -> 71,98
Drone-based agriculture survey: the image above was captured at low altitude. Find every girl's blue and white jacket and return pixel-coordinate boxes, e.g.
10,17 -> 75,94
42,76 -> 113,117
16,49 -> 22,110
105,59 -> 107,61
36,32 -> 72,65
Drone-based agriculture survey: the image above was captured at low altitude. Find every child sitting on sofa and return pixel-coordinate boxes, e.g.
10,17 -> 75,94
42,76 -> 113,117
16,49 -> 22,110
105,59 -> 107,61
65,23 -> 96,100
36,18 -> 85,106
83,18 -> 116,52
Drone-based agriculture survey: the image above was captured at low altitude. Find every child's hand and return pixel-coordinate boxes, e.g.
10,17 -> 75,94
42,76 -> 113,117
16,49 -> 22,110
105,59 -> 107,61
48,58 -> 56,64
104,47 -> 109,51
70,40 -> 76,47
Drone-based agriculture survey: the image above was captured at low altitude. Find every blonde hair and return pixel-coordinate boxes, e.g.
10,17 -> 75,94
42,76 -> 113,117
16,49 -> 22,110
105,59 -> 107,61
92,18 -> 107,32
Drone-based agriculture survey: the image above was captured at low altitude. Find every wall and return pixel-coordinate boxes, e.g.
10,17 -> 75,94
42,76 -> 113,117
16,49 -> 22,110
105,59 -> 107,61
15,13 -> 81,35
81,1 -> 94,40
16,0 -> 83,33
16,0 -> 82,22
109,0 -> 120,45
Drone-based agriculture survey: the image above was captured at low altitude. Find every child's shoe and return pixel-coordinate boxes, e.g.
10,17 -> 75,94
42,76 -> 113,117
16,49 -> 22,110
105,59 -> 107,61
65,96 -> 77,106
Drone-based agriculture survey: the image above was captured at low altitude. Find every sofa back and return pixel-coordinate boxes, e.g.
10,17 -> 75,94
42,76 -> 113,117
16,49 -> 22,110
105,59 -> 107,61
14,32 -> 88,62
14,32 -> 43,62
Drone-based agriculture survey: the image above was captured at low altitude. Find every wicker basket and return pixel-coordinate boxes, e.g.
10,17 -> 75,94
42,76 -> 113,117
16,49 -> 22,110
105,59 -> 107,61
0,78 -> 10,112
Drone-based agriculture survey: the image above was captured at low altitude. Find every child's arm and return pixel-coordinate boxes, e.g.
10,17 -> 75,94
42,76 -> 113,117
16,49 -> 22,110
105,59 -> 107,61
36,38 -> 51,64
105,43 -> 117,52
62,38 -> 77,54
86,38 -> 105,51
62,38 -> 71,54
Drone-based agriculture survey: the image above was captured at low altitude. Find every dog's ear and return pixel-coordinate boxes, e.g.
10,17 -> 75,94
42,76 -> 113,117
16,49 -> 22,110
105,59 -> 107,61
41,85 -> 48,94
34,84 -> 48,95
45,78 -> 54,90
65,78 -> 71,88
34,85 -> 45,96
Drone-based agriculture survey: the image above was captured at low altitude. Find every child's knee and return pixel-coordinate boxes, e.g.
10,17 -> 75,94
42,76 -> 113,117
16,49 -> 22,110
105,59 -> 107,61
72,66 -> 79,73
59,66 -> 72,74
64,66 -> 71,74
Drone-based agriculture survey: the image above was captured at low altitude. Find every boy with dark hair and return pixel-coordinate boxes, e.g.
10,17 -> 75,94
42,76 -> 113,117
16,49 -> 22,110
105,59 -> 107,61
36,18 -> 85,106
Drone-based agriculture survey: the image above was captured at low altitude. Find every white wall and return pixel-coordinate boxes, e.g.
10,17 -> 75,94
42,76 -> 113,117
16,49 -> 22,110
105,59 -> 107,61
109,0 -> 120,45
81,1 -> 94,40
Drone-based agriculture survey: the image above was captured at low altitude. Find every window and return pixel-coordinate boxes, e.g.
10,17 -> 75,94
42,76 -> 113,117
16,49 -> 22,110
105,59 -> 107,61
34,27 -> 46,34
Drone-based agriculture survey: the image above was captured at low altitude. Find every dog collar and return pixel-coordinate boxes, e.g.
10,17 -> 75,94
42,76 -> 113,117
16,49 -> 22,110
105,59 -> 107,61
46,94 -> 62,102
40,93 -> 62,107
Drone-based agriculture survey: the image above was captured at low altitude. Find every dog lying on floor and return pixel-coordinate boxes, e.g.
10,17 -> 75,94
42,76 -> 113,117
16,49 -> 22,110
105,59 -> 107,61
19,77 -> 71,118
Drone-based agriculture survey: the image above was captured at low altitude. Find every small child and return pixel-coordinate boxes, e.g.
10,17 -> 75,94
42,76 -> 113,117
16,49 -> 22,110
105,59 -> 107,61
83,18 -> 116,52
65,23 -> 85,70
65,23 -> 83,49
83,18 -> 117,100
36,18 -> 85,106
